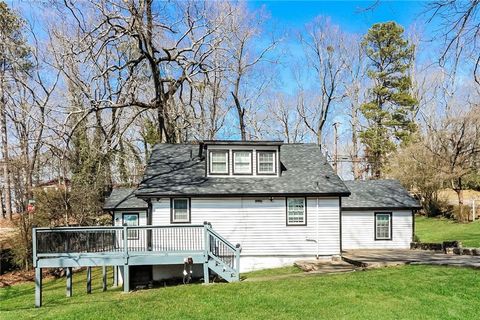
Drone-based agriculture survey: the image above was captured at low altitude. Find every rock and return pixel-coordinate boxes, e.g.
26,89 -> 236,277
472,249 -> 480,256
445,247 -> 455,255
443,241 -> 461,252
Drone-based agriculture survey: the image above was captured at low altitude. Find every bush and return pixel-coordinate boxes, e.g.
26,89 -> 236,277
452,205 -> 472,222
423,198 -> 453,218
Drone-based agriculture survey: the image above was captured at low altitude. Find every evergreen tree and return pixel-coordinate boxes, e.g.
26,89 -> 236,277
360,22 -> 417,179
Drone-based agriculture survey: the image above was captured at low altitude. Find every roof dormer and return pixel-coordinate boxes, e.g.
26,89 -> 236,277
203,140 -> 282,178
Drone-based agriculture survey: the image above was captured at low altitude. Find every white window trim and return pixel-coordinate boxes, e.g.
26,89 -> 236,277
233,150 -> 252,175
209,150 -> 229,175
286,197 -> 306,226
171,198 -> 190,223
375,212 -> 392,240
257,151 -> 276,174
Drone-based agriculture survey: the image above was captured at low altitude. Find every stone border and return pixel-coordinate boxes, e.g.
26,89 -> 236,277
411,241 -> 480,256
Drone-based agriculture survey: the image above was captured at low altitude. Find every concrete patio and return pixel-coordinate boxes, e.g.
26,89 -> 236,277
343,249 -> 480,269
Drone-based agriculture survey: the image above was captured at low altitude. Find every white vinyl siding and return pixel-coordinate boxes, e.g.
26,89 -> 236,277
342,210 -> 413,249
287,198 -> 306,225
152,197 -> 340,257
257,151 -> 275,174
233,151 -> 252,174
210,150 -> 228,174
172,198 -> 190,223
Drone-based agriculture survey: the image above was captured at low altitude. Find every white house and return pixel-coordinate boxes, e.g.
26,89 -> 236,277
103,140 -> 420,283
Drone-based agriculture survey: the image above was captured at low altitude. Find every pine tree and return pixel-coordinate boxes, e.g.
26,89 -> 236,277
360,22 -> 417,179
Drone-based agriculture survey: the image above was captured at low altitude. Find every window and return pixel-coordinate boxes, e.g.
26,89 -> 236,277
257,151 -> 276,174
122,213 -> 139,240
233,151 -> 252,174
209,150 -> 229,174
286,198 -> 306,225
375,213 -> 392,240
171,198 -> 190,223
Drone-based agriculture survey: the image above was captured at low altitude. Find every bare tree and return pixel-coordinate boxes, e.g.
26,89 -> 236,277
225,3 -> 279,140
342,34 -> 368,180
425,1 -> 480,86
424,102 -> 480,216
296,17 -> 347,146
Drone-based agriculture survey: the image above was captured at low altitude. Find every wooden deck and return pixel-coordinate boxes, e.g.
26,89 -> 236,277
32,223 -> 241,307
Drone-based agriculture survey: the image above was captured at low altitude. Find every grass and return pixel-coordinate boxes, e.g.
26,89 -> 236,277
415,215 -> 480,247
242,265 -> 303,279
1,265 -> 480,319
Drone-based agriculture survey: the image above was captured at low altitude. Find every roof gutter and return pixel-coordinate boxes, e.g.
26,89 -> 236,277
135,191 -> 351,199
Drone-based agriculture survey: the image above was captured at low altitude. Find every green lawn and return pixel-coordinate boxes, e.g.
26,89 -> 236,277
415,215 -> 480,247
1,265 -> 480,319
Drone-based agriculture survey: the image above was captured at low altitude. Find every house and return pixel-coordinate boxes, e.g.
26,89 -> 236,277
32,140 -> 420,307
103,141 -> 420,279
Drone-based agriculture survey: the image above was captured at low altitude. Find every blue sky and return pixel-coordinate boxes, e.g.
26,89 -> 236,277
249,1 -> 426,34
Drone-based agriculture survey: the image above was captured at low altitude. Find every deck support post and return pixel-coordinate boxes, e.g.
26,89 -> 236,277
123,265 -> 130,292
113,266 -> 118,287
35,267 -> 42,308
203,262 -> 209,284
86,267 -> 92,294
102,266 -> 107,291
203,222 -> 210,284
66,267 -> 73,297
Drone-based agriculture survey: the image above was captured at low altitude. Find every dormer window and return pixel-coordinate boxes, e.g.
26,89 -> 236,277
209,150 -> 229,174
233,151 -> 252,175
257,151 -> 276,174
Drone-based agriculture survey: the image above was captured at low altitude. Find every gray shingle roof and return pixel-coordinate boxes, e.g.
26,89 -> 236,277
135,143 -> 350,197
342,179 -> 421,210
104,188 -> 148,210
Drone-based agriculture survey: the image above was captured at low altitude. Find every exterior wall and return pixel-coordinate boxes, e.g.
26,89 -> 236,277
341,210 -> 413,250
152,196 -> 341,257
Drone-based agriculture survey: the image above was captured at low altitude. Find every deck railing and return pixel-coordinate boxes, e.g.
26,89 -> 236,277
206,225 -> 240,272
34,225 -> 206,256
32,223 -> 241,307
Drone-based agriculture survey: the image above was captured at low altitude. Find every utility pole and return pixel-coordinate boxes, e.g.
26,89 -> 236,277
332,122 -> 339,174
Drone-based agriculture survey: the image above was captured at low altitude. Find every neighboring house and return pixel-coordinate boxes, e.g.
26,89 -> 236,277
35,178 -> 71,192
104,141 -> 420,277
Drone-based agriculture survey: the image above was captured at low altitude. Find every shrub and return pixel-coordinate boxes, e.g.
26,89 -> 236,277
452,205 -> 472,222
424,197 -> 453,218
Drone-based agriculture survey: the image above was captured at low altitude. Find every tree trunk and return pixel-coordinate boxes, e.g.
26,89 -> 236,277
351,103 -> 361,180
453,177 -> 464,219
231,92 -> 246,140
0,92 -> 12,219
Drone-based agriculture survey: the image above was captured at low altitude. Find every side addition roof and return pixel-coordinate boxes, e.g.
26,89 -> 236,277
103,188 -> 148,210
135,143 -> 350,197
342,179 -> 421,210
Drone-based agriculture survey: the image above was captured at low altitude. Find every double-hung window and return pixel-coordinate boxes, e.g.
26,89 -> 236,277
286,198 -> 306,225
375,213 -> 392,240
257,151 -> 276,174
233,151 -> 252,174
122,213 -> 139,240
171,198 -> 190,223
210,150 -> 229,174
